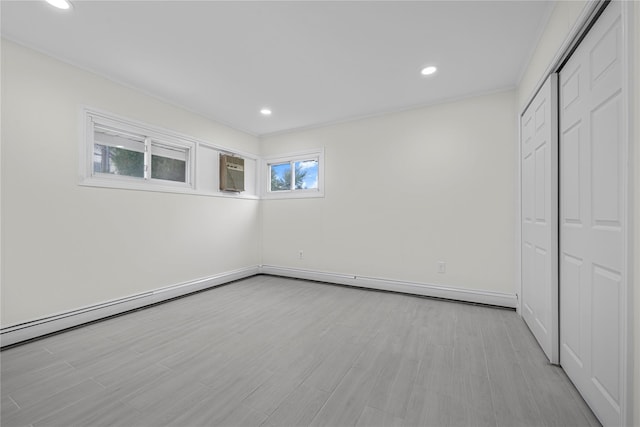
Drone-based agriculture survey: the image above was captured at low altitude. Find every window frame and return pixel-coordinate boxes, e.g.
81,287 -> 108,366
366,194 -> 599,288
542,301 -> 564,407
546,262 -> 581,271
81,108 -> 196,192
262,149 -> 324,199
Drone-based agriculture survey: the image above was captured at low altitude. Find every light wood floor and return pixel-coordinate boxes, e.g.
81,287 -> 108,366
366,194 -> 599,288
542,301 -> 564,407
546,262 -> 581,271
1,275 -> 599,427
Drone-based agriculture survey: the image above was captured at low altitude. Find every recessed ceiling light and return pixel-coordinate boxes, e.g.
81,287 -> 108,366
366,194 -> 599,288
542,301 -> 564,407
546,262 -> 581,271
421,66 -> 437,76
260,108 -> 272,116
45,0 -> 72,10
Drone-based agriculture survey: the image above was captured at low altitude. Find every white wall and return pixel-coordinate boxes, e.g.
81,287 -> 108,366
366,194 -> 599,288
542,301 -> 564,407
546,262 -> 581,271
517,0 -> 590,109
1,40 -> 260,326
261,90 -> 517,296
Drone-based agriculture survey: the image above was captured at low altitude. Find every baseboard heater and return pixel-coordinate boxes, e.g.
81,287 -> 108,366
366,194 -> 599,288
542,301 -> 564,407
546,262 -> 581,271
0,266 -> 259,348
1,265 -> 516,348
260,265 -> 517,308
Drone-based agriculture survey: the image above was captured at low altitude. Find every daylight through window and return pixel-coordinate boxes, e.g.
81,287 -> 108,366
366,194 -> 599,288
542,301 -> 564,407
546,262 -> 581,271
269,159 -> 318,192
87,112 -> 193,189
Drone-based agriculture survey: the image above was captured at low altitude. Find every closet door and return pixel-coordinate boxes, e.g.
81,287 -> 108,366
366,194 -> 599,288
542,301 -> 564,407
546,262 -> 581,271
559,1 -> 624,425
520,75 -> 558,364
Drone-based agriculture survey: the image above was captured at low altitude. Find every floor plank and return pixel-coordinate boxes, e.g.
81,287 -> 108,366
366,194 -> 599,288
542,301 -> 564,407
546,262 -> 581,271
263,382 -> 329,427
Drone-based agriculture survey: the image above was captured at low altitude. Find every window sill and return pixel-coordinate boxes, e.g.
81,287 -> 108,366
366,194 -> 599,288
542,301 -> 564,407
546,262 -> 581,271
261,189 -> 325,200
79,177 -> 259,200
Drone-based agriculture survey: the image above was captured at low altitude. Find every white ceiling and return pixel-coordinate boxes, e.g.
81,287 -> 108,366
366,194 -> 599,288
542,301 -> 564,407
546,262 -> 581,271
1,0 -> 553,136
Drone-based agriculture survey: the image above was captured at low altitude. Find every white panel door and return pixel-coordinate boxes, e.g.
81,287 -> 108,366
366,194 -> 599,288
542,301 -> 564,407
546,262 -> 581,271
559,2 -> 624,425
520,75 -> 558,364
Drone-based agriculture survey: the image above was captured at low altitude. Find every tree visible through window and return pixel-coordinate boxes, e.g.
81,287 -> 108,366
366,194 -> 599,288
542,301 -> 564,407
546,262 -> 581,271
269,159 -> 318,192
92,123 -> 189,184
113,149 -> 145,177
151,143 -> 187,183
270,162 -> 291,191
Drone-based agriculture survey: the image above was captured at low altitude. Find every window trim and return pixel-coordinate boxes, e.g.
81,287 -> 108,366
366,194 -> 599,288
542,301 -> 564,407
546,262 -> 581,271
262,149 -> 325,199
80,107 -> 319,202
82,108 -> 196,192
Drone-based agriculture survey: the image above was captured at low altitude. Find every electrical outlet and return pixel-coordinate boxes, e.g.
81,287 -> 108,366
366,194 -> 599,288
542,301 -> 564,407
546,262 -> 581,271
298,250 -> 304,259
437,261 -> 446,273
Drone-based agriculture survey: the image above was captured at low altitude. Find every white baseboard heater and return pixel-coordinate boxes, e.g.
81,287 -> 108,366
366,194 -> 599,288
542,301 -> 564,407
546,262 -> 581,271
1,265 -> 516,348
260,265 -> 517,308
0,266 -> 259,348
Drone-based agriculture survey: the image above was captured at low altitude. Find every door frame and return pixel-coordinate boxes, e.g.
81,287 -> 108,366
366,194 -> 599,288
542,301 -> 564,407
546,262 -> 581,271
516,1 -> 635,425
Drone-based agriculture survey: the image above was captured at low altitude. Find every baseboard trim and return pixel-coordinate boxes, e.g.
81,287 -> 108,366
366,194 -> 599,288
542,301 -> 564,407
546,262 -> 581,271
0,266 -> 260,348
1,265 -> 516,348
260,265 -> 517,308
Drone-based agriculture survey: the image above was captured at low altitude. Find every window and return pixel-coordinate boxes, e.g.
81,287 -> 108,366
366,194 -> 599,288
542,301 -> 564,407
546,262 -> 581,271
93,125 -> 145,178
270,159 -> 319,191
264,150 -> 324,199
83,109 -> 195,191
269,162 -> 292,191
151,143 -> 187,182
